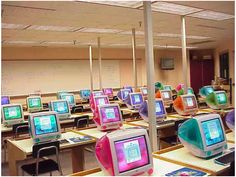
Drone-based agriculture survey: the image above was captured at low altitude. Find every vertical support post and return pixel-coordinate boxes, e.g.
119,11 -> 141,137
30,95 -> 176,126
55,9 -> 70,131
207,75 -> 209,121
181,16 -> 188,94
132,28 -> 138,91
98,37 -> 102,90
89,45 -> 93,91
143,1 -> 158,152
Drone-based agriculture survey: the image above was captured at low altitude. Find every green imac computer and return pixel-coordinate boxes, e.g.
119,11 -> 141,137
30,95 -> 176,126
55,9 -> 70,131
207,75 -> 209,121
28,111 -> 61,143
178,113 -> 227,158
206,91 -> 228,109
1,104 -> 24,126
187,87 -> 194,95
26,96 -> 43,113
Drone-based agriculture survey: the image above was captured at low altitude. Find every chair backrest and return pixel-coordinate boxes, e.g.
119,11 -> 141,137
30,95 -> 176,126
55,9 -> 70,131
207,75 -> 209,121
71,106 -> 84,113
43,103 -> 49,109
229,161 -> 235,176
74,115 -> 89,128
32,141 -> 60,158
174,119 -> 187,131
113,96 -> 118,100
12,122 -> 29,137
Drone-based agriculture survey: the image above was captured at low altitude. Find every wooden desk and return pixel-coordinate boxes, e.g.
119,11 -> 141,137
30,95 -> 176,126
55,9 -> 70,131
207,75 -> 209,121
226,131 -> 235,143
120,108 -> 139,116
153,143 -> 235,175
7,131 -> 96,176
168,110 -> 216,119
70,155 -> 210,176
200,107 -> 234,114
72,123 -> 137,139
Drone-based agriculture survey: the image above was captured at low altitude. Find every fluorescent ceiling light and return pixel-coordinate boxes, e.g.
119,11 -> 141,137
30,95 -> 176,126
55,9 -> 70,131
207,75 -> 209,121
46,41 -> 73,45
154,45 -> 197,49
2,23 -> 29,30
189,10 -> 234,21
27,25 -> 79,32
4,41 -> 39,44
155,33 -> 210,40
78,0 -> 143,8
78,27 -> 122,33
119,30 -> 144,35
151,2 -> 202,15
109,43 -> 130,46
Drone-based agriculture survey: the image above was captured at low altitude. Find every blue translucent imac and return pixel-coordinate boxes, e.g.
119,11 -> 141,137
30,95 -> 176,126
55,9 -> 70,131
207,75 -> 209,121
80,89 -> 91,100
205,91 -> 228,109
57,91 -> 69,99
95,128 -> 153,176
60,93 -> 76,107
226,109 -> 235,131
125,92 -> 144,110
178,113 -> 227,158
199,85 -> 214,98
117,89 -> 131,102
1,96 -> 10,105
28,111 -> 61,143
139,98 -> 166,122
49,100 -> 71,120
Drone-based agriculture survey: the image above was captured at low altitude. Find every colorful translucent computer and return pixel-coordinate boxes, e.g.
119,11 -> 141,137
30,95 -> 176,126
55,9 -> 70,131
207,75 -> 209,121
80,89 -> 91,100
226,109 -> 234,131
139,99 -> 166,122
123,86 -> 133,93
1,104 -> 24,126
103,88 -> 114,98
27,96 -> 43,113
60,93 -> 76,107
117,89 -> 131,101
164,85 -> 172,91
94,95 -> 110,108
173,94 -> 198,116
156,90 -> 172,105
155,82 -> 164,91
94,103 -> 123,131
95,128 -> 153,176
29,111 -> 61,143
178,113 -> 227,158
1,96 -> 10,105
187,87 -> 194,95
92,91 -> 104,97
199,85 -> 214,98
49,100 -> 71,120
140,87 -> 148,97
125,93 -> 144,110
206,91 -> 228,110
57,91 -> 69,99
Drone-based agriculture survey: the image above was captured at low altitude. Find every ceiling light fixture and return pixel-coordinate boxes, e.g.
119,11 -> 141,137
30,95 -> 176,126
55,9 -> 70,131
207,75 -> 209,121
155,33 -> 211,40
27,25 -> 79,32
4,40 -> 39,44
2,23 -> 29,30
119,30 -> 145,35
77,27 -> 122,33
154,44 -> 197,49
45,41 -> 73,45
189,10 -> 234,21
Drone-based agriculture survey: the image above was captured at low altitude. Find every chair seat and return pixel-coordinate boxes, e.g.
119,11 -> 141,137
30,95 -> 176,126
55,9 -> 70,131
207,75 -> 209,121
21,159 -> 59,175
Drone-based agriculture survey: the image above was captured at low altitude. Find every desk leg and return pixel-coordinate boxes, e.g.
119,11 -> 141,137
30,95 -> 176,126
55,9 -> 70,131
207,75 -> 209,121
8,141 -> 26,176
71,145 -> 85,173
157,130 -> 160,150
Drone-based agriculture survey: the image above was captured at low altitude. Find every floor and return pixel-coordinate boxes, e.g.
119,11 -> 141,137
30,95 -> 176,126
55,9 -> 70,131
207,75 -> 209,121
1,148 -> 99,176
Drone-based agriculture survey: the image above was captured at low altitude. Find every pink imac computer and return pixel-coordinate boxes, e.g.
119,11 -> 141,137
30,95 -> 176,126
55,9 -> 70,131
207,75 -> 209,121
94,103 -> 123,131
95,128 -> 153,176
103,88 -> 114,98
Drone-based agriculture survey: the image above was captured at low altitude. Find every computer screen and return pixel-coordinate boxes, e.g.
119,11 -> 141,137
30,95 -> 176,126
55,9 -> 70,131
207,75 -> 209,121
164,85 -> 172,91
201,118 -> 225,147
124,86 -> 133,93
140,87 -> 148,96
182,95 -> 197,110
2,105 -> 23,120
161,90 -> 171,100
95,96 -> 109,107
187,88 -> 194,94
57,91 -> 69,99
121,89 -> 131,100
205,86 -> 214,95
80,90 -> 91,99
61,94 -> 75,106
131,93 -> 143,105
114,135 -> 149,173
1,96 -> 10,105
52,100 -> 69,114
28,97 -> 42,108
100,105 -> 121,124
215,92 -> 227,105
33,114 -> 59,136
93,91 -> 104,97
103,88 -> 113,95
155,100 -> 165,117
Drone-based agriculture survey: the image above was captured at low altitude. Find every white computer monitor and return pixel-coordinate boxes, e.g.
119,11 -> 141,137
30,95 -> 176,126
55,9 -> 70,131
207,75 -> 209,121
140,87 -> 148,97
60,93 -> 76,107
26,96 -> 43,113
129,92 -> 144,109
95,128 -> 153,176
97,103 -> 123,131
50,100 -> 71,120
178,113 -> 227,158
28,111 -> 61,143
94,95 -> 110,108
160,90 -> 172,104
1,104 -> 24,126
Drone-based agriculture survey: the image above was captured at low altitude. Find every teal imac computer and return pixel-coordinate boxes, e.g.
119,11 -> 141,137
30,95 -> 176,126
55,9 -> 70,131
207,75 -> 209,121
80,89 -> 91,100
60,93 -> 76,107
199,85 -> 214,98
57,91 -> 69,99
206,91 -> 228,109
50,100 -> 71,120
178,113 -> 227,158
164,85 -> 172,91
26,96 -> 43,113
187,87 -> 194,95
1,104 -> 24,126
29,111 -> 61,143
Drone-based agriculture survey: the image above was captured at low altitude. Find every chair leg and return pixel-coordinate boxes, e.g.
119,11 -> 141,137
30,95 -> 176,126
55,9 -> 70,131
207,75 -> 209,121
4,140 -> 7,163
50,171 -> 52,176
22,170 -> 25,176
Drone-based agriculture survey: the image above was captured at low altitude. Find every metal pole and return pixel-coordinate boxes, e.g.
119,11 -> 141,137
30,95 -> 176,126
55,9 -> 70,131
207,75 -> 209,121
89,45 -> 93,91
132,28 -> 138,91
98,37 -> 102,90
181,16 -> 188,94
143,1 -> 158,152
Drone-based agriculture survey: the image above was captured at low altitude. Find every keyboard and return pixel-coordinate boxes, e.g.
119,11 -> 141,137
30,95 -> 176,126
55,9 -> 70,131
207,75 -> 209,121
157,120 -> 175,126
59,139 -> 70,144
214,151 -> 235,165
